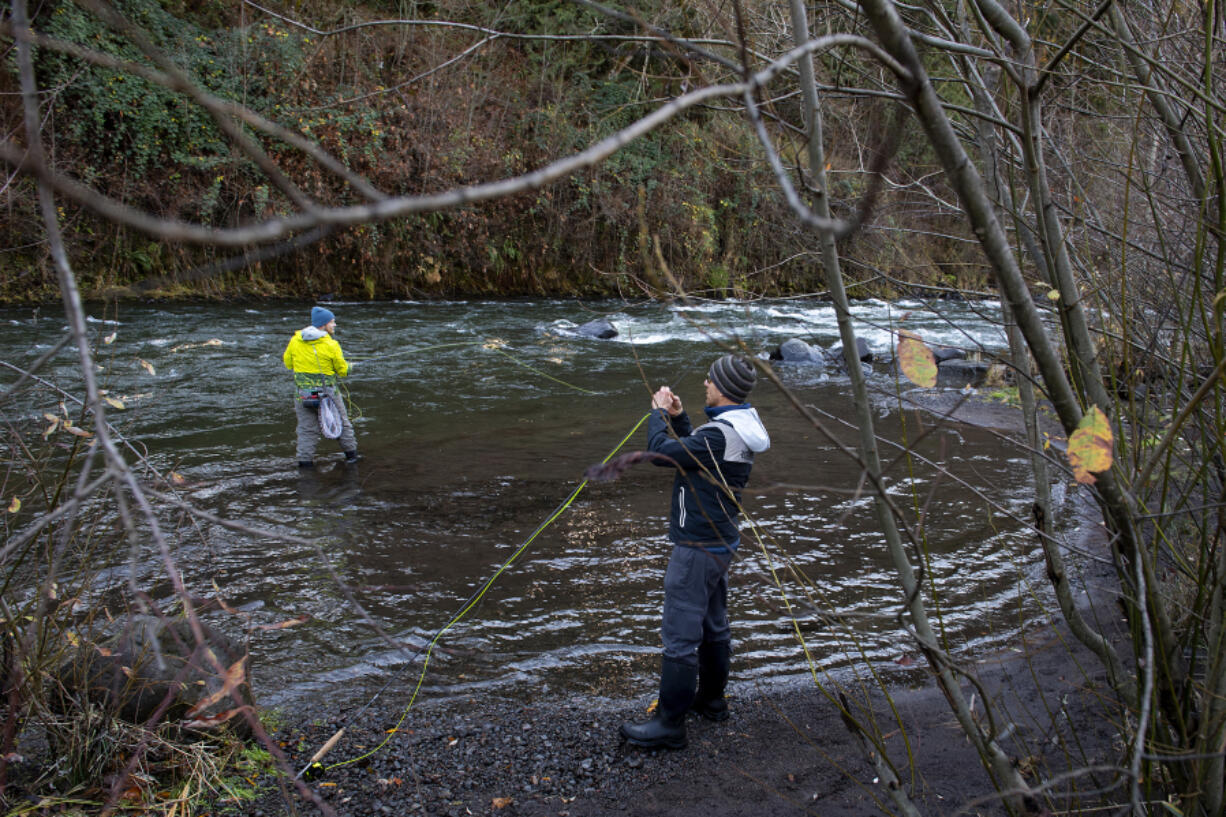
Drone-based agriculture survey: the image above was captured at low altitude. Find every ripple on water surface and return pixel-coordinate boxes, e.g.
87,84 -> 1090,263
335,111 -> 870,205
0,299 -> 1061,709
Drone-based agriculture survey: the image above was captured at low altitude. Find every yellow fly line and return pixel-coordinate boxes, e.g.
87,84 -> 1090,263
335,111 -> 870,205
309,411 -> 651,775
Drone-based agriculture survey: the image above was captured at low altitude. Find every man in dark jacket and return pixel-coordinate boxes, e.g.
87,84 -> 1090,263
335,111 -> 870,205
620,354 -> 770,750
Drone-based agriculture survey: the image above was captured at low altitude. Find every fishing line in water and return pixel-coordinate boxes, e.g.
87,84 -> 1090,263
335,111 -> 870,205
347,339 -> 484,364
298,411 -> 653,779
342,339 -> 601,424
481,340 -> 602,395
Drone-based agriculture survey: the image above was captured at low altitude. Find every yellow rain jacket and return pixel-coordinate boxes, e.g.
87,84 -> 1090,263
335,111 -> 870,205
283,326 -> 349,390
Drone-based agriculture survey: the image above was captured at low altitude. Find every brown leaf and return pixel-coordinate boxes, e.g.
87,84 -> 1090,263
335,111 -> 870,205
185,655 -> 248,718
254,615 -> 311,631
492,797 -> 514,809
183,706 -> 248,729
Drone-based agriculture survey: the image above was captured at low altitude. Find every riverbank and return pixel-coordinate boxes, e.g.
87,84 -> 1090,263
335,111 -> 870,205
243,391 -> 1125,817
249,614 -> 1124,817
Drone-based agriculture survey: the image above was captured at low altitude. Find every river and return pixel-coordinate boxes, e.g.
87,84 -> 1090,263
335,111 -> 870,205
1,298 -> 1066,710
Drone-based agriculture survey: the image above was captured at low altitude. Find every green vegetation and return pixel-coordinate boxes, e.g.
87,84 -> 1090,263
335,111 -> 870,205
0,0 -> 977,304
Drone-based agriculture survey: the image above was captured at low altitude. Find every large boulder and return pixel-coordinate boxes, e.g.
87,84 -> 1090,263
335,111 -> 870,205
770,338 -> 826,367
57,615 -> 254,736
934,359 -> 991,389
933,346 -> 967,364
573,318 -> 618,339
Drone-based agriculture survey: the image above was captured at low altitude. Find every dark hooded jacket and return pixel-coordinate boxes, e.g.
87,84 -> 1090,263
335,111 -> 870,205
648,403 -> 770,553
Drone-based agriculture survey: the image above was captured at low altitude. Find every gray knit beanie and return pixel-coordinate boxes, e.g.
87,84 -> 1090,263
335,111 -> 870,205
708,354 -> 756,403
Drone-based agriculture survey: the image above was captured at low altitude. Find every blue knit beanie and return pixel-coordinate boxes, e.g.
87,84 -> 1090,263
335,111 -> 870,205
311,306 -> 335,327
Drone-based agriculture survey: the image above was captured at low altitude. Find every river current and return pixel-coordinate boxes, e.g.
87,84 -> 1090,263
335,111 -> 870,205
1,298 -> 1065,709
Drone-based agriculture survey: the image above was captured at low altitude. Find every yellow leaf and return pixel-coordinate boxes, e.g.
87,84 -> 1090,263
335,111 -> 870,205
43,412 -> 59,423
139,359 -> 156,376
66,631 -> 79,647
103,331 -> 117,345
105,397 -> 126,410
7,497 -> 19,513
1047,289 -> 1060,301
1067,406 -> 1113,484
170,472 -> 187,486
63,425 -> 93,438
897,330 -> 937,388
42,422 -> 58,440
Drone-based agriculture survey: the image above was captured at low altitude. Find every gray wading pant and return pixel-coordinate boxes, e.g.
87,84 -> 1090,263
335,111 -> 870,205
661,544 -> 733,667
294,392 -> 357,462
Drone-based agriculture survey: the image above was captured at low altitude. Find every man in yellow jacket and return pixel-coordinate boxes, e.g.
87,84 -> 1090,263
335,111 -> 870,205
282,306 -> 358,467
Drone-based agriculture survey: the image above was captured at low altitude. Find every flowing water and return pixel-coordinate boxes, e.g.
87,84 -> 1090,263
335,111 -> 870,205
1,298 -> 1066,710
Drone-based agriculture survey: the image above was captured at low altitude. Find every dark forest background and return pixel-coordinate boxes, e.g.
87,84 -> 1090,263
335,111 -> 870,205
1,0 -> 981,303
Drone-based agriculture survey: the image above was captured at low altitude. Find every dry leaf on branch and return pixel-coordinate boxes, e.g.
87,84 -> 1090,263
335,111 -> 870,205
897,330 -> 937,388
1067,406 -> 1114,484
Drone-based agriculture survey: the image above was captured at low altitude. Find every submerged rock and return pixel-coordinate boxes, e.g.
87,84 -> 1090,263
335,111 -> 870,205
826,337 -> 874,368
574,318 -> 618,339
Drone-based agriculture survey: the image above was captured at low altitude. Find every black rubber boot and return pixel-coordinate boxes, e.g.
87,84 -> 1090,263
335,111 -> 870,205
620,657 -> 697,749
344,450 -> 362,463
691,641 -> 731,721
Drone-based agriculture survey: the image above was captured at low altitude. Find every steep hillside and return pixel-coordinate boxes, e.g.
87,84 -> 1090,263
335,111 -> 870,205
1,0 -> 974,303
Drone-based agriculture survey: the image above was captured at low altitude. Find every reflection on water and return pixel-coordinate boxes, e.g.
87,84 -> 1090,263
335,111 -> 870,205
0,299 -> 1065,709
